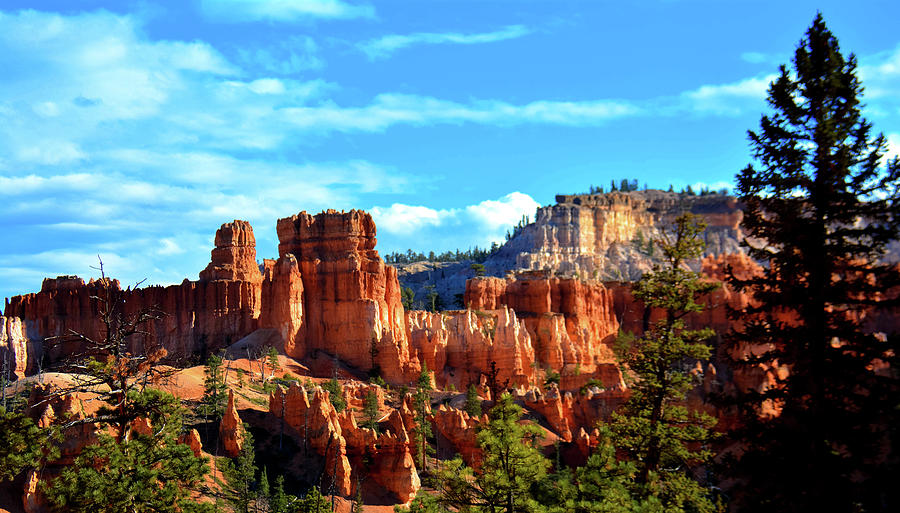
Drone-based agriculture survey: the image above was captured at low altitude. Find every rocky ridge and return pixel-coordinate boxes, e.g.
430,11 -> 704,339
0,201 -> 776,510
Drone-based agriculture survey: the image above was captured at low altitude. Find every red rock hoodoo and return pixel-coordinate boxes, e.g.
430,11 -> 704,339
269,210 -> 418,383
269,382 -> 420,502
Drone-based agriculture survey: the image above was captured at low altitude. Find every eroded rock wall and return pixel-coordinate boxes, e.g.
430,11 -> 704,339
406,306 -> 535,389
269,382 -> 419,503
4,221 -> 263,369
0,315 -> 40,376
464,272 -> 620,375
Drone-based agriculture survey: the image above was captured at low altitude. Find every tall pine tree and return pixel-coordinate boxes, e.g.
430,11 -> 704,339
726,13 -> 900,512
607,213 -> 718,512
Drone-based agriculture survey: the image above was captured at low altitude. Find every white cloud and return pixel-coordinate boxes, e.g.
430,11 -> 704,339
465,192 -> 541,231
370,204 -> 443,233
860,45 -> 900,102
200,0 -> 374,22
15,142 -> 87,165
157,238 -> 184,256
740,52 -> 768,64
371,192 -> 540,251
360,25 -> 530,60
281,94 -> 640,132
681,74 -> 776,116
248,78 -> 287,94
740,51 -> 787,65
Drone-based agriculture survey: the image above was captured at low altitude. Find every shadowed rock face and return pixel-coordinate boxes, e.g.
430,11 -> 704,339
4,221 -> 264,369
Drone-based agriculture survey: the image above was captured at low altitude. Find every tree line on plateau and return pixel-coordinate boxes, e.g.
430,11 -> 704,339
1,14 -> 899,513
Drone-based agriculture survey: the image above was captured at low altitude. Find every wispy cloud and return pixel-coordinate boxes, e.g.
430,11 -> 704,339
740,51 -> 788,65
200,0 -> 374,22
359,25 -> 530,60
680,74 -> 776,116
281,94 -> 641,132
860,44 -> 900,107
237,35 -> 324,75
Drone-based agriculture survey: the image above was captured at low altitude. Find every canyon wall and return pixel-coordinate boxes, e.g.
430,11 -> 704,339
3,221 -> 263,369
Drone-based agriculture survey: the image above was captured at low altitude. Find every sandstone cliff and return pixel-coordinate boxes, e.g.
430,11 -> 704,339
0,315 -> 40,377
496,190 -> 743,281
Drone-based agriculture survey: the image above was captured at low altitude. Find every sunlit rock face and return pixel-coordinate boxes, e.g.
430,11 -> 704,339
406,306 -> 536,389
220,389 -> 245,458
273,209 -> 419,383
464,272 -> 620,376
0,315 -> 40,377
200,220 -> 263,283
500,190 -> 743,280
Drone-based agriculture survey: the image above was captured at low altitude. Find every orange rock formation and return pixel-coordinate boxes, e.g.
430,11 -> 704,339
268,210 -> 419,383
220,389 -> 245,457
269,382 -> 420,502
406,307 -> 535,389
465,272 -> 620,376
0,315 -> 39,377
4,220 -> 263,369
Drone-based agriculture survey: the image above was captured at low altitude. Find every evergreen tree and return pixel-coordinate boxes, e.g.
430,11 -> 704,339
0,407 -> 59,482
224,427 -> 258,513
534,439 -> 664,513
200,353 -> 228,420
726,13 -> 900,512
258,466 -> 271,513
270,474 -> 297,513
266,346 -> 281,379
361,390 -> 380,433
401,287 -> 416,310
412,366 -> 433,472
464,384 -> 482,418
36,263 -> 211,512
425,393 -> 549,513
296,487 -> 332,513
607,213 -> 718,512
45,389 -> 209,513
322,377 -> 346,413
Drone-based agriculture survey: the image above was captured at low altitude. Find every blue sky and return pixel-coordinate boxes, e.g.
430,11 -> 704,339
2,0 -> 900,301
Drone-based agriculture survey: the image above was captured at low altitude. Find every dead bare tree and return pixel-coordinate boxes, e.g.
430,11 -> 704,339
38,258 -> 172,441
